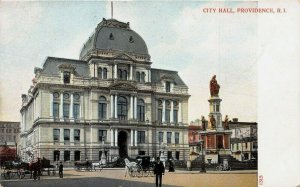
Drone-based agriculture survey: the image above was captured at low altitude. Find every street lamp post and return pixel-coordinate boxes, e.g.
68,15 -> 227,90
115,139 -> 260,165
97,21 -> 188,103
199,139 -> 206,173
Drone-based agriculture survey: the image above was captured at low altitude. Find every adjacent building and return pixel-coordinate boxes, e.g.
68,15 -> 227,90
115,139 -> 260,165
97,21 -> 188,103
19,18 -> 190,165
0,121 -> 20,146
229,119 -> 257,161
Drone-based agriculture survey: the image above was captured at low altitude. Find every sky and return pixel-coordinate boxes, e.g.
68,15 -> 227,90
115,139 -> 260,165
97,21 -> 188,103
0,1 -> 257,122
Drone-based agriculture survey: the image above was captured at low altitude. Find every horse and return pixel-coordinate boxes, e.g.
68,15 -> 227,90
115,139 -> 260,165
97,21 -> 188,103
92,161 -> 105,171
124,158 -> 137,177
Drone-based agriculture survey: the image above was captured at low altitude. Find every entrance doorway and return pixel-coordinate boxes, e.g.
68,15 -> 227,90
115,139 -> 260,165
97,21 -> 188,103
118,131 -> 128,158
217,135 -> 224,149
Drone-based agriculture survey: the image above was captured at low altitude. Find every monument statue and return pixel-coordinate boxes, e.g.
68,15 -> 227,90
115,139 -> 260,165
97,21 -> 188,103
209,115 -> 216,129
201,116 -> 206,131
210,75 -> 220,97
224,115 -> 229,130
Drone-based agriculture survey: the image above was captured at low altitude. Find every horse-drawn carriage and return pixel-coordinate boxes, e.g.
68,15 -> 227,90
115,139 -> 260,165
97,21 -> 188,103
0,158 -> 56,180
124,156 -> 155,177
74,160 -> 93,171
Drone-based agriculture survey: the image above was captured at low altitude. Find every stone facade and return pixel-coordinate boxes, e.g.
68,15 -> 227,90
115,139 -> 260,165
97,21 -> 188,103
19,19 -> 190,165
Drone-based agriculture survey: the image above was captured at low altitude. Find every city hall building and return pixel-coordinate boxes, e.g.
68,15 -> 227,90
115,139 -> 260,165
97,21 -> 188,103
19,18 -> 190,165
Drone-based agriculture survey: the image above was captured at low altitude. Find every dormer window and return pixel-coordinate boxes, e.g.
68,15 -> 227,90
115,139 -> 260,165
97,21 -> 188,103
63,71 -> 70,84
109,33 -> 114,40
166,81 -> 171,92
129,36 -> 134,43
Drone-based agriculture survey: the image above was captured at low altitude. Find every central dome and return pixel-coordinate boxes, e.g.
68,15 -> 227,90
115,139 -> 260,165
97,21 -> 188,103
80,18 -> 149,60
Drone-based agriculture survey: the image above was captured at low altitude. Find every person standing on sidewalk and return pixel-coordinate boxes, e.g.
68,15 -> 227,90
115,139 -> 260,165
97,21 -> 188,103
59,162 -> 63,178
154,157 -> 165,187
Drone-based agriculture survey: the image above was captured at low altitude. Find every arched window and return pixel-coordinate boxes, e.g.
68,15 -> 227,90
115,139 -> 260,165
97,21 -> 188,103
137,99 -> 145,122
141,72 -> 145,83
103,68 -> 107,79
136,72 -> 140,82
117,96 -> 127,120
98,96 -> 107,120
123,70 -> 127,80
118,69 -> 122,79
98,67 -> 102,79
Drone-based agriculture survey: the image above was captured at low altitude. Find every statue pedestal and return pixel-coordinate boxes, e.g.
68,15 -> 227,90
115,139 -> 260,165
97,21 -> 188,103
208,96 -> 223,131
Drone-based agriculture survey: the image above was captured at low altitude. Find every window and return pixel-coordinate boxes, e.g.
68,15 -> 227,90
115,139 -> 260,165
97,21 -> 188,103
237,143 -> 239,150
136,72 -> 140,82
141,72 -> 145,83
109,33 -> 114,40
53,103 -> 59,118
98,67 -> 102,78
245,142 -> 248,149
117,96 -> 127,120
73,104 -> 80,119
167,132 -> 172,144
137,99 -> 145,122
173,110 -> 178,124
98,130 -> 107,142
64,150 -> 70,161
175,132 -> 179,145
103,68 -> 107,79
54,150 -> 60,161
98,96 -> 107,120
175,151 -> 180,160
166,81 -> 171,92
74,129 -> 80,141
129,36 -> 134,43
158,109 -> 162,123
123,70 -> 127,80
137,131 -> 145,143
63,103 -> 70,118
118,69 -> 122,79
63,71 -> 70,84
167,151 -> 172,159
159,132 -> 164,143
64,129 -> 70,141
165,109 -> 170,123
216,105 -> 220,112
74,151 -> 80,161
53,129 -> 60,141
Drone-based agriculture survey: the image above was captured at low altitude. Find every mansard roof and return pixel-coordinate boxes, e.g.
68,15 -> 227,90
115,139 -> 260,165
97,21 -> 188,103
41,57 -> 90,77
151,68 -> 187,87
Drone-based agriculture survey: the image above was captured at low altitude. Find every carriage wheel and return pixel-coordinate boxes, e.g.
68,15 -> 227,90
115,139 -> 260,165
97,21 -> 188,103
149,166 -> 154,177
143,169 -> 149,177
99,165 -> 103,172
18,170 -> 25,179
136,165 -> 143,177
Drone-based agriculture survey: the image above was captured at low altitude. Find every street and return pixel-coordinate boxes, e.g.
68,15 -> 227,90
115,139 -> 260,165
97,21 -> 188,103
0,169 -> 258,187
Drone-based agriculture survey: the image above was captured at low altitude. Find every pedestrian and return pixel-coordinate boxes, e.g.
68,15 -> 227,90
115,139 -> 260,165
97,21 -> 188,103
154,157 -> 165,187
59,161 -> 63,178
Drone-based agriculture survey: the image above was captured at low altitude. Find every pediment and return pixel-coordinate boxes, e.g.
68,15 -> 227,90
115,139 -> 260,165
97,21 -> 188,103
109,82 -> 137,90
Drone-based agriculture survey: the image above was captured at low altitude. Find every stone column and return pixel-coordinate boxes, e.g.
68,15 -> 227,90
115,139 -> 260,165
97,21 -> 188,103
178,101 -> 182,123
134,96 -> 137,119
60,128 -> 64,145
162,100 -> 166,122
134,129 -> 137,146
114,129 -> 118,146
70,93 -> 74,119
110,129 -> 114,146
60,93 -> 63,119
130,65 -> 133,80
114,64 -> 117,79
148,69 -> 151,82
170,101 -> 174,123
114,95 -> 118,118
130,95 -> 133,119
131,130 -> 134,146
50,93 -> 53,117
110,95 -> 114,118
